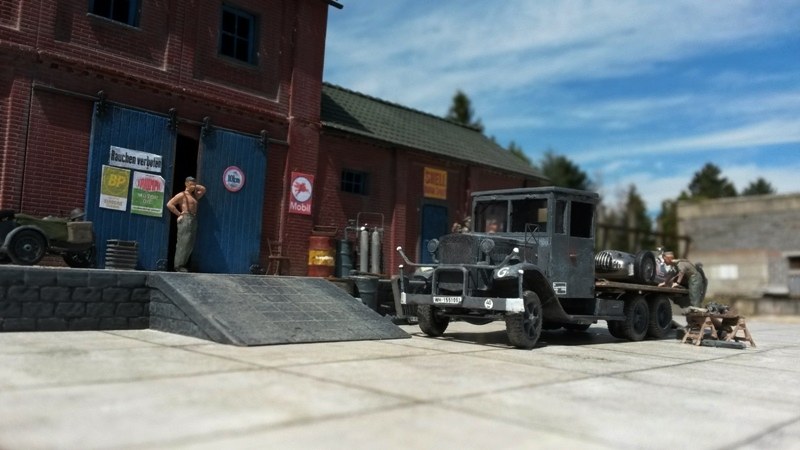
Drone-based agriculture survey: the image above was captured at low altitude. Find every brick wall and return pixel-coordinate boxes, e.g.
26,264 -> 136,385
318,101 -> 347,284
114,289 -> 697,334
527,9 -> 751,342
0,266 -> 150,332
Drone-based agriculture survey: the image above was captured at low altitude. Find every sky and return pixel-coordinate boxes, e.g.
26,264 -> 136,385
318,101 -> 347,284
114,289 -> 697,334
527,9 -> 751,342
322,0 -> 800,215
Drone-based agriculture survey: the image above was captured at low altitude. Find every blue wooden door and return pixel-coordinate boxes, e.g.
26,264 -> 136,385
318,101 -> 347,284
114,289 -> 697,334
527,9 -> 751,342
193,129 -> 266,273
420,204 -> 448,264
85,105 -> 176,270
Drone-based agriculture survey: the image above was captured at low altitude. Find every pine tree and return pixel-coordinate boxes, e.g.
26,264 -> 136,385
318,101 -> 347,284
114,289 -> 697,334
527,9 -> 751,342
445,90 -> 484,132
741,177 -> 775,196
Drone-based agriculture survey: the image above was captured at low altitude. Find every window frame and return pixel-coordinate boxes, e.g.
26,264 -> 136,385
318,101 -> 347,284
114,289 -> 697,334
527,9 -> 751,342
89,0 -> 141,27
219,4 -> 258,65
340,169 -> 369,195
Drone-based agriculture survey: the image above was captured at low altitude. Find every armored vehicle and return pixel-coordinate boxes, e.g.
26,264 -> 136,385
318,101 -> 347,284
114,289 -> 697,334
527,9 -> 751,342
396,187 -> 697,349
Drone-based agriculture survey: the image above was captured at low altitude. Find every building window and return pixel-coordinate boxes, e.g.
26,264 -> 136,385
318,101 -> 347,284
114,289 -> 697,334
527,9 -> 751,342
220,5 -> 257,64
341,170 -> 368,195
89,0 -> 140,27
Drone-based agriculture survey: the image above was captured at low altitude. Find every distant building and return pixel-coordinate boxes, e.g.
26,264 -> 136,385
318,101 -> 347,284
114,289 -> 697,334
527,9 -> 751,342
678,193 -> 800,299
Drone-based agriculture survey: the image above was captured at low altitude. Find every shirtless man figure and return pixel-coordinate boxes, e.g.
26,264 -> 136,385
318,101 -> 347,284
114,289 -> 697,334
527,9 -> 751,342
166,176 -> 206,272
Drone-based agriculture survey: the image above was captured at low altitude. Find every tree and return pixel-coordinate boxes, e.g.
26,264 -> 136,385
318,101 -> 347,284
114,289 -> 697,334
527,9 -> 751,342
507,141 -> 532,165
538,151 -> 592,191
741,177 -> 775,196
445,90 -> 484,132
602,186 -> 653,252
687,163 -> 737,199
656,199 -> 679,253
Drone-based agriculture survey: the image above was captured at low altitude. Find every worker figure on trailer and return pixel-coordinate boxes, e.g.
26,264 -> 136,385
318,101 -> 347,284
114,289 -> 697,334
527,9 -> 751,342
166,176 -> 206,272
659,251 -> 705,307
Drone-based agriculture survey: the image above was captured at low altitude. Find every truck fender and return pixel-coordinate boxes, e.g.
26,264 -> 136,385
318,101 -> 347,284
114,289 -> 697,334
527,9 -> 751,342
521,268 -> 571,323
2,225 -> 49,251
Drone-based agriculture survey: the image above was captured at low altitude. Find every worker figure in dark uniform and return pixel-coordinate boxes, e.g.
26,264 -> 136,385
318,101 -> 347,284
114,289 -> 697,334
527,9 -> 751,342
659,251 -> 704,307
166,176 -> 206,272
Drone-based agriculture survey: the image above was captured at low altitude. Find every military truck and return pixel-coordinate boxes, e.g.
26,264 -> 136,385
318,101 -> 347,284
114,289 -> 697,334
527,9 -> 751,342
396,186 -> 697,349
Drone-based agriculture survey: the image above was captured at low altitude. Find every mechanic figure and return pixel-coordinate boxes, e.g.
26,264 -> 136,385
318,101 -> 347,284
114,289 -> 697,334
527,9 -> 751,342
659,251 -> 704,307
451,216 -> 471,233
166,176 -> 206,272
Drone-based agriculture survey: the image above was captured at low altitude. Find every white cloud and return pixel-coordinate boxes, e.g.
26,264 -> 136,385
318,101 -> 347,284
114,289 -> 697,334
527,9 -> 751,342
326,0 -> 800,114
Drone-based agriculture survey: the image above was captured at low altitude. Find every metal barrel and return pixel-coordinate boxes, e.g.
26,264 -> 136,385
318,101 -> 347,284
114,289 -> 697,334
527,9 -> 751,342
335,239 -> 352,278
307,235 -> 334,277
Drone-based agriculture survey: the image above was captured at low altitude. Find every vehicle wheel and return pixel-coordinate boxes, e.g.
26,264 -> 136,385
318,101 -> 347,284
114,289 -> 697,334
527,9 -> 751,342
634,250 -> 657,284
505,290 -> 543,349
7,229 -> 46,265
0,252 -> 10,264
607,320 -> 625,339
563,323 -> 591,332
647,295 -> 673,338
417,305 -> 450,337
619,295 -> 649,341
63,246 -> 96,268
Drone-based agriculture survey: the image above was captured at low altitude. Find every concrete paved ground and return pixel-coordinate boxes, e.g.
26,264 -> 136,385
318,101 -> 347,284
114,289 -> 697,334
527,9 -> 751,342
0,317 -> 798,449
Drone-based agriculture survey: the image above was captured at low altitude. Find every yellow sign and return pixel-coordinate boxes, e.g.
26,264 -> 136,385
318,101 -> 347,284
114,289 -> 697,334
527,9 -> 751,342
423,167 -> 447,200
99,165 -> 131,211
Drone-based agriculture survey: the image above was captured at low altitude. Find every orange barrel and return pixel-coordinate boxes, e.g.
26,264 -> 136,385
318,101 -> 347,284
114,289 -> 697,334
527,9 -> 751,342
308,235 -> 335,277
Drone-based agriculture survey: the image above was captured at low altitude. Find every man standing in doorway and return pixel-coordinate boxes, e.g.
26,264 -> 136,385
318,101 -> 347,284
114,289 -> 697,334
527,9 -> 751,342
166,176 -> 206,272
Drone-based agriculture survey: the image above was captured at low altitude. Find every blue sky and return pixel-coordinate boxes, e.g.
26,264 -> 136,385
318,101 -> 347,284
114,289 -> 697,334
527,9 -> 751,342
323,0 -> 800,214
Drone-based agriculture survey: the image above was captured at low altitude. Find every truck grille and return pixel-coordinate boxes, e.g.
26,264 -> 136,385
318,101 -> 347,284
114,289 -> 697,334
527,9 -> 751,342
439,234 -> 477,265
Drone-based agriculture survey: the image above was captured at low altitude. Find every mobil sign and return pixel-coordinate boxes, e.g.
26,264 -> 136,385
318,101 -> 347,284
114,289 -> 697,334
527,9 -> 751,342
289,172 -> 314,215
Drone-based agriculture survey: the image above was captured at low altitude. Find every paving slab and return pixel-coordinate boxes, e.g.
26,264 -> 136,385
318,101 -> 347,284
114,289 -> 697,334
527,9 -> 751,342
0,318 -> 797,449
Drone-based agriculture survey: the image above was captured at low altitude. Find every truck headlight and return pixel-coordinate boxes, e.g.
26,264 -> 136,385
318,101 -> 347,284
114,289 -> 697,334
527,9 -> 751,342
426,238 -> 439,254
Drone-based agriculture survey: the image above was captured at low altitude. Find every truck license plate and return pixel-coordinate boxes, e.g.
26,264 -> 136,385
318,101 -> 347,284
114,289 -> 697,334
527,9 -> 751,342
433,296 -> 462,304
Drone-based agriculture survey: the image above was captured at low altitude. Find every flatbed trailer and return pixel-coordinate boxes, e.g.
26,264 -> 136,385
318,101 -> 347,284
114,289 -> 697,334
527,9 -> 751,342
595,279 -> 689,296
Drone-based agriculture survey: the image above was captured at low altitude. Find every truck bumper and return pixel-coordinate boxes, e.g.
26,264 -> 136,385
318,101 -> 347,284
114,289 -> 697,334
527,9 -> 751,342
401,293 -> 524,313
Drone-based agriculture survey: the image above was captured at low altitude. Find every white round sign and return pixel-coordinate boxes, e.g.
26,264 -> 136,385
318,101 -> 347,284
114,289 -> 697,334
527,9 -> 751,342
292,176 -> 313,202
223,166 -> 245,192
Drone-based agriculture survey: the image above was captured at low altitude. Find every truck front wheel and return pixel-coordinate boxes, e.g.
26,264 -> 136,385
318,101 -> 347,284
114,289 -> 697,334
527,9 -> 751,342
505,290 -> 543,349
417,305 -> 450,337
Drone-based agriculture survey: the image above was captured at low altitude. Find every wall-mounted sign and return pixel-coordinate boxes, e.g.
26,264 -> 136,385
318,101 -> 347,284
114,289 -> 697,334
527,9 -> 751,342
131,172 -> 165,217
289,172 -> 314,215
223,166 -> 246,192
108,146 -> 162,173
99,165 -> 130,211
424,167 -> 447,200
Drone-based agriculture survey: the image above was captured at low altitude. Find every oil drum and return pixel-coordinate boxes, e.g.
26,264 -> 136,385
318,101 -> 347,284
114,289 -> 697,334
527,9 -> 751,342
308,235 -> 334,277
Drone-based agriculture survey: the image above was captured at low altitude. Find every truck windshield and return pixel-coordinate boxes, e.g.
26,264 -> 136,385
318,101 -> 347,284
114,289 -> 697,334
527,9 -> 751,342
474,201 -> 507,233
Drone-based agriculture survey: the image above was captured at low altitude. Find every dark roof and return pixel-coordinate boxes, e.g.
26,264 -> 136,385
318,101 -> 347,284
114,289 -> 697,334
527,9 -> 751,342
320,83 -> 544,179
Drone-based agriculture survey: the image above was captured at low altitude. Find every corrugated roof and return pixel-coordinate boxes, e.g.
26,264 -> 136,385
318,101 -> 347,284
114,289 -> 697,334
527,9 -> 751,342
321,83 -> 544,179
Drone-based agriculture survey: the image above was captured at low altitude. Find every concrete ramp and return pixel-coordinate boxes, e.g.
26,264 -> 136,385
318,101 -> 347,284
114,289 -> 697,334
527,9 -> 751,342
148,274 -> 409,346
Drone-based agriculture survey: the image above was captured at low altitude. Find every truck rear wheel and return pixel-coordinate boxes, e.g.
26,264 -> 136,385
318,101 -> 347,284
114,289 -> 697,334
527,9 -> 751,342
417,305 -> 450,337
646,295 -> 673,339
505,290 -> 543,349
619,295 -> 649,341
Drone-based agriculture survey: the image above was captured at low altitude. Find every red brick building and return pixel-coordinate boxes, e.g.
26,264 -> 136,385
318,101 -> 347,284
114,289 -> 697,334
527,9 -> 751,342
1,1 -> 544,275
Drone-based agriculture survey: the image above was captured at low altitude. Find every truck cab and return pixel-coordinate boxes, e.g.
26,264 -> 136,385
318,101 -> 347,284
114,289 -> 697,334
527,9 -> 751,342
396,186 -> 688,349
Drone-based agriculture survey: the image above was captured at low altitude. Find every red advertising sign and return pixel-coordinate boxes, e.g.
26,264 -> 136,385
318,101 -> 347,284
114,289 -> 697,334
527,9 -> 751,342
289,172 -> 314,215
